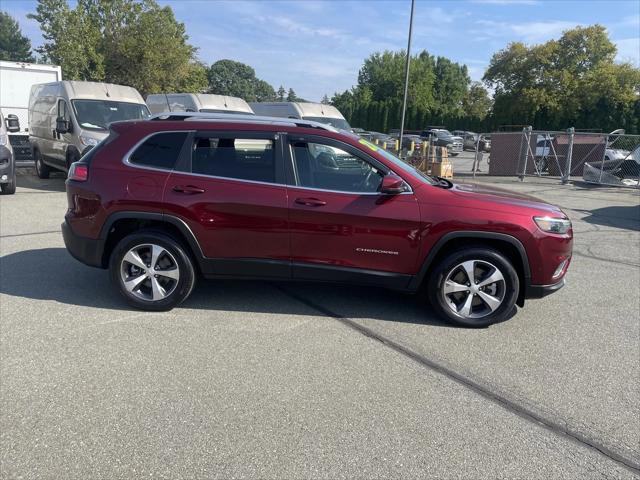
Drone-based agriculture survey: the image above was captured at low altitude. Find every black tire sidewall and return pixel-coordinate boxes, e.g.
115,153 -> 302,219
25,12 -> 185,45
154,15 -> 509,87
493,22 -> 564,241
34,150 -> 50,179
109,231 -> 196,311
428,248 -> 519,327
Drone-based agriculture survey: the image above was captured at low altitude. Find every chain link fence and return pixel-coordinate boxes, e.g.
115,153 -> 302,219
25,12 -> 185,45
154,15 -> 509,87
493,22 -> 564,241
468,127 -> 640,188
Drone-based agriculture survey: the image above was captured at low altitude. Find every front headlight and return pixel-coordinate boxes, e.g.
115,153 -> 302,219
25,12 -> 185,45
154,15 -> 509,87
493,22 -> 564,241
79,135 -> 98,147
534,216 -> 572,234
0,134 -> 7,146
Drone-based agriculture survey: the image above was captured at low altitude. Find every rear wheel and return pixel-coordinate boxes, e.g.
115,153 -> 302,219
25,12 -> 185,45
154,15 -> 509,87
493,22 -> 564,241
109,231 -> 196,311
428,247 -> 519,327
34,150 -> 50,179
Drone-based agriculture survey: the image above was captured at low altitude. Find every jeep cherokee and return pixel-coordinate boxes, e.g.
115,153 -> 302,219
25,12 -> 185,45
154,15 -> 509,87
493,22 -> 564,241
62,113 -> 572,327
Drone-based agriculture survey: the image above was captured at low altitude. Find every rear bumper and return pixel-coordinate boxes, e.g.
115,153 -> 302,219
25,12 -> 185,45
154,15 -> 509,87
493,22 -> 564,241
61,220 -> 105,268
525,278 -> 565,299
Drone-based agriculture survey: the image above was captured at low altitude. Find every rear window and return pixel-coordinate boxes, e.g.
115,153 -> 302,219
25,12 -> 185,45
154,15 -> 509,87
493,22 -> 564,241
129,132 -> 187,170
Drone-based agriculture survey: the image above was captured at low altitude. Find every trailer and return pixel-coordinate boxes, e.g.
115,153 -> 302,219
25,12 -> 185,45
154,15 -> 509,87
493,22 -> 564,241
0,61 -> 62,160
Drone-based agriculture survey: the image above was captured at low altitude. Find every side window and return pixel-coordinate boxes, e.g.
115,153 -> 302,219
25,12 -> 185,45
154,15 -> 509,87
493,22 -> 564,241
291,141 -> 384,193
191,136 -> 275,183
129,132 -> 187,169
57,99 -> 68,120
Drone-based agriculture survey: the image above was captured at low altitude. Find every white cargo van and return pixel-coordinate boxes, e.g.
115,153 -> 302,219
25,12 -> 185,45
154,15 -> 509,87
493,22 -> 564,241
248,102 -> 350,130
29,80 -> 150,177
0,60 -> 62,159
146,93 -> 254,115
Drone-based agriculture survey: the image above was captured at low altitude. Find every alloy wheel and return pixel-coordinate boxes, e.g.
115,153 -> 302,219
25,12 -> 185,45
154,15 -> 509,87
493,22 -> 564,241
441,260 -> 506,319
120,243 -> 180,301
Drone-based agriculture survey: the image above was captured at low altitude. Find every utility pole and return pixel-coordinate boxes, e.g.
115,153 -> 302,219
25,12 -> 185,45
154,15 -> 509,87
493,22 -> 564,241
398,0 -> 415,158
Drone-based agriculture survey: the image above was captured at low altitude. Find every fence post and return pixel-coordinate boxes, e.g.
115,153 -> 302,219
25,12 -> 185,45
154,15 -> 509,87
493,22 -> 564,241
598,132 -> 608,183
472,134 -> 481,178
518,126 -> 532,181
562,127 -> 574,184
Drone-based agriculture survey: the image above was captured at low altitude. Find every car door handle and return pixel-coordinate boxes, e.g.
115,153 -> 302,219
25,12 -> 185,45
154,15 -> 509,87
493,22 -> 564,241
173,185 -> 205,194
295,197 -> 326,207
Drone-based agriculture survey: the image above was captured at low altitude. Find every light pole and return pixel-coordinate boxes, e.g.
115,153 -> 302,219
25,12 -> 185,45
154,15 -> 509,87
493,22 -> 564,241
398,0 -> 415,158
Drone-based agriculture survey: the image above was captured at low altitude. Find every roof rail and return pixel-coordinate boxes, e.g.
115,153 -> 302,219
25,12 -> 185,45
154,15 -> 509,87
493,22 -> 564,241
149,111 -> 338,132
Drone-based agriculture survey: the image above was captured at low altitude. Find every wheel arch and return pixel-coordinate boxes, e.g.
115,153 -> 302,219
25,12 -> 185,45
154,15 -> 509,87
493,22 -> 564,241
100,212 -> 204,272
410,231 -> 531,305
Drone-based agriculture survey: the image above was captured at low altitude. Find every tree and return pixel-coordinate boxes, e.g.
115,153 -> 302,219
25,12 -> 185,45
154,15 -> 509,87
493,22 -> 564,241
29,0 -> 202,95
207,59 -> 276,101
484,25 -> 640,131
254,79 -> 276,101
321,94 -> 330,105
0,11 -> 35,62
277,85 -> 286,101
286,88 -> 297,102
463,82 -> 492,120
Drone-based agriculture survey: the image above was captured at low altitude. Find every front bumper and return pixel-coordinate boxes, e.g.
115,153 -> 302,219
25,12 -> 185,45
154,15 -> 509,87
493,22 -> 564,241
525,278 -> 565,299
61,220 -> 106,268
0,145 -> 14,180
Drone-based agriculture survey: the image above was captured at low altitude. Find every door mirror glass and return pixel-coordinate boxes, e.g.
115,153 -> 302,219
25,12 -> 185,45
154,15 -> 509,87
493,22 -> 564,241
380,173 -> 406,194
56,117 -> 69,134
5,114 -> 20,133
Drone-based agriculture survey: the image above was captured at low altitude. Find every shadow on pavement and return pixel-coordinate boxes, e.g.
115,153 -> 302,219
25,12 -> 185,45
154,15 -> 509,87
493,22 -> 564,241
16,168 -> 67,193
573,204 -> 640,231
0,248 -> 458,327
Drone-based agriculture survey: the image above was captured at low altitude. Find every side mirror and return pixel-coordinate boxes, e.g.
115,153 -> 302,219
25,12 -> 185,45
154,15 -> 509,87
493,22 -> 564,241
380,173 -> 406,194
6,114 -> 20,133
56,117 -> 69,134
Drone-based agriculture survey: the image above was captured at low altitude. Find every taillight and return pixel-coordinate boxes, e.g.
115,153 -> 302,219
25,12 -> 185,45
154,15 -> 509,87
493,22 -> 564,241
68,162 -> 88,182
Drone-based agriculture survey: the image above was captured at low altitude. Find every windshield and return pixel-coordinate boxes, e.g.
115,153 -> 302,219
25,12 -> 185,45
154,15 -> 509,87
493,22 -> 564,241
72,100 -> 150,130
303,116 -> 351,130
355,137 -> 436,185
438,130 -> 453,136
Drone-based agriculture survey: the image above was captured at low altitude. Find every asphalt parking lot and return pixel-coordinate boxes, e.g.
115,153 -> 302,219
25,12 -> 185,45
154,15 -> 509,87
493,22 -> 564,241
1,168 -> 639,479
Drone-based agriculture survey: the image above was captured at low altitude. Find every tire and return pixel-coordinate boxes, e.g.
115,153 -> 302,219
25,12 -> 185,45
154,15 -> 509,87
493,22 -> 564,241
428,247 -> 519,328
34,150 -> 50,179
109,230 -> 196,311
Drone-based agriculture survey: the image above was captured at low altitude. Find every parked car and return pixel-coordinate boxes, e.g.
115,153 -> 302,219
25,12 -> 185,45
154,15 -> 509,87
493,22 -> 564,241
452,131 -> 492,153
146,93 -> 254,115
420,128 -> 463,156
351,128 -> 373,141
61,112 -> 572,327
29,80 -> 150,177
0,110 -> 19,194
369,131 -> 397,149
249,101 -> 351,131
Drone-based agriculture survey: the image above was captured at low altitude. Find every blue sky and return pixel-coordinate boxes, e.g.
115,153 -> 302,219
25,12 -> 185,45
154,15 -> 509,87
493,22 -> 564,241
4,0 -> 639,101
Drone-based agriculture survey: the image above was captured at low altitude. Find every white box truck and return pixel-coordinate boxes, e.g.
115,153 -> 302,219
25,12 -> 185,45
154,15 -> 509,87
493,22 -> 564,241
0,61 -> 62,159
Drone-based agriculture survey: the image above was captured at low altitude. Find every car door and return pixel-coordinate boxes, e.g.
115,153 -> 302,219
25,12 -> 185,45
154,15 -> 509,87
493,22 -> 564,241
51,98 -> 70,168
284,134 -> 422,288
164,130 -> 290,279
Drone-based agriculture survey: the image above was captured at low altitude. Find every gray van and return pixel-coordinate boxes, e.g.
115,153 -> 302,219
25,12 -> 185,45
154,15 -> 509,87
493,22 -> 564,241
0,110 -> 20,194
248,102 -> 350,130
29,80 -> 150,178
146,93 -> 254,115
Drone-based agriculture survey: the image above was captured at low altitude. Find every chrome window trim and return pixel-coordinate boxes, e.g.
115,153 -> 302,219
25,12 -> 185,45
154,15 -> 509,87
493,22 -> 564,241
167,170 -> 287,188
122,129 -> 414,195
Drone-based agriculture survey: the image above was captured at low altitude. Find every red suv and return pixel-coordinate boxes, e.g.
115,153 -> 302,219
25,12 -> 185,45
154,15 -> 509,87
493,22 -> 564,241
62,114 -> 572,327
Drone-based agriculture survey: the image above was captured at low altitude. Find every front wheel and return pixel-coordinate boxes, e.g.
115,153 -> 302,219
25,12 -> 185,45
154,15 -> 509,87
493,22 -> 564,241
428,247 -> 519,327
34,150 -> 50,179
109,231 -> 196,311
